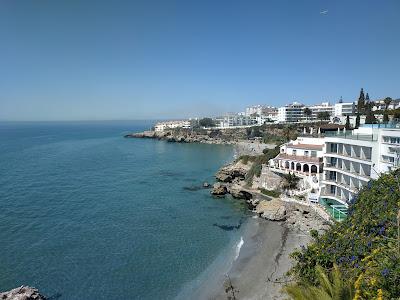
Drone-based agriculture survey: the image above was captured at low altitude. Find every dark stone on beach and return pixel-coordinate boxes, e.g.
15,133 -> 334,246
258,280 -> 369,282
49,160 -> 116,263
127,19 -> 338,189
203,182 -> 210,188
0,286 -> 47,300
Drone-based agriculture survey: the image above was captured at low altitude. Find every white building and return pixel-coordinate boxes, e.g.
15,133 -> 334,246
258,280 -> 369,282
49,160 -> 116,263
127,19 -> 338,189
309,102 -> 334,120
214,113 -> 257,128
277,102 -> 306,123
334,102 -> 355,116
154,120 -> 191,132
320,124 -> 400,209
245,105 -> 264,116
372,98 -> 400,111
269,137 -> 325,176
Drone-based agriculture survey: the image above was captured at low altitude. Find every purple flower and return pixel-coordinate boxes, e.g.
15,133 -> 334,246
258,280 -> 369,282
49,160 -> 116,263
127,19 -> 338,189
381,268 -> 389,277
367,241 -> 372,247
378,226 -> 385,235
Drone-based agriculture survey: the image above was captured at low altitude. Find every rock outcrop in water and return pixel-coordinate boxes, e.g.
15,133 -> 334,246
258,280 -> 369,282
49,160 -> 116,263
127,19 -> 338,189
211,182 -> 228,196
0,286 -> 46,300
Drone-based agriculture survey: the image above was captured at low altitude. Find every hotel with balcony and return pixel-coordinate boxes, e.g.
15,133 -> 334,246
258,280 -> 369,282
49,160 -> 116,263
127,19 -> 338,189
320,123 -> 400,219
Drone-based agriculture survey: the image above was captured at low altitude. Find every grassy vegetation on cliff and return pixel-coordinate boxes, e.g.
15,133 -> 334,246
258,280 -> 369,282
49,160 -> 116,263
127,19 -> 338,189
287,169 -> 400,299
258,188 -> 281,198
243,146 -> 280,185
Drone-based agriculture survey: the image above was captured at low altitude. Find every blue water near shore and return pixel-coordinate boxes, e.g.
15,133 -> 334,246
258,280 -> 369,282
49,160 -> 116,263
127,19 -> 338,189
0,121 -> 248,299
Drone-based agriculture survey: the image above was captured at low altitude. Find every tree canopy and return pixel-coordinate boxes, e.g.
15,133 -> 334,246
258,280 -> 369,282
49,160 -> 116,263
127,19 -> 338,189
199,117 -> 215,127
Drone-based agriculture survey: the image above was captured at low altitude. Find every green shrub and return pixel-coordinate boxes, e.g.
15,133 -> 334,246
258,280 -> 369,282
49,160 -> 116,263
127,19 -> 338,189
259,188 -> 280,198
288,169 -> 400,299
245,146 -> 280,185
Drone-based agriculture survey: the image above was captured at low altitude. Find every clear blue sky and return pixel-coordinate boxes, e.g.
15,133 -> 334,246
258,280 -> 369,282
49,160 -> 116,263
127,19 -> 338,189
1,0 -> 399,121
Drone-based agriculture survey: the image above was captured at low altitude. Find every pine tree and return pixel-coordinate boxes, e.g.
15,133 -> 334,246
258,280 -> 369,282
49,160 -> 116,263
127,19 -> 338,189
357,88 -> 365,114
345,115 -> 351,129
355,114 -> 360,128
383,113 -> 389,123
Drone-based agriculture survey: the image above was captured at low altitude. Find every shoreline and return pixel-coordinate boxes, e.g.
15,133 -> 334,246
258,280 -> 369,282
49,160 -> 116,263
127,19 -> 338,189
212,217 -> 311,300
130,131 -> 326,300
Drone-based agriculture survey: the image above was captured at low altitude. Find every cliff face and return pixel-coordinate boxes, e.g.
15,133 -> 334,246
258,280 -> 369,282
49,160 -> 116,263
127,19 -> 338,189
0,286 -> 46,300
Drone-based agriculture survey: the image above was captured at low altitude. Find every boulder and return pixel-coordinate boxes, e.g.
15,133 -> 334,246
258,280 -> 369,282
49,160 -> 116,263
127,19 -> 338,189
215,161 -> 251,183
211,183 -> 227,196
256,199 -> 287,221
203,182 -> 211,188
0,286 -> 46,300
229,186 -> 253,200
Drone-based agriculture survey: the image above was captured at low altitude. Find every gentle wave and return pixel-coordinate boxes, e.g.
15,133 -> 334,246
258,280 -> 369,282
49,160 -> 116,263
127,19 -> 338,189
234,236 -> 244,260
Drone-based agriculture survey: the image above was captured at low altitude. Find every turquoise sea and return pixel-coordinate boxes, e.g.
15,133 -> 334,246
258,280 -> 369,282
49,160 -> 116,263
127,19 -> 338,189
0,121 -> 248,299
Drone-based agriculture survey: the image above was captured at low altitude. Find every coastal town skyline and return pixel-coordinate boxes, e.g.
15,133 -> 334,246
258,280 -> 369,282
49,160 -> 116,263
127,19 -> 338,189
1,0 -> 400,121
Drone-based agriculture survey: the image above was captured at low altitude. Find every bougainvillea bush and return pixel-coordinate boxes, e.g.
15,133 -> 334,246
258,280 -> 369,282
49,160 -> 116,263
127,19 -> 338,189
289,169 -> 400,299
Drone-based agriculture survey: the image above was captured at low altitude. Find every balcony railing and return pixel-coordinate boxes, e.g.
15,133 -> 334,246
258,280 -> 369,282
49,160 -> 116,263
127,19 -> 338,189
275,153 -> 322,164
325,151 -> 372,162
323,179 -> 359,194
324,163 -> 371,179
324,131 -> 378,141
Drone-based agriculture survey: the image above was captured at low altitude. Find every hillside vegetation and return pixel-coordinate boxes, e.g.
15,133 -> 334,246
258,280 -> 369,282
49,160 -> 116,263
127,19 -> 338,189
288,169 -> 400,299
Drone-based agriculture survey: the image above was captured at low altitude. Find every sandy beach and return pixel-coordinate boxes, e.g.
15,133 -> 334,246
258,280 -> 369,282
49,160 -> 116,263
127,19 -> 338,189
206,217 -> 311,300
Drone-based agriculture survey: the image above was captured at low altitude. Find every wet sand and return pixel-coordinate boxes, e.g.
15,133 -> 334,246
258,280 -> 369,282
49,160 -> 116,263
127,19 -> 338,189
209,218 -> 311,300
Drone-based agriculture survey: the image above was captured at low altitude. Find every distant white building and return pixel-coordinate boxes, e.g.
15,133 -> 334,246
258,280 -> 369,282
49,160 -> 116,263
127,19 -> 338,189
372,98 -> 400,111
245,105 -> 264,116
334,102 -> 355,116
154,120 -> 191,132
309,102 -> 334,120
277,102 -> 306,123
214,113 -> 257,128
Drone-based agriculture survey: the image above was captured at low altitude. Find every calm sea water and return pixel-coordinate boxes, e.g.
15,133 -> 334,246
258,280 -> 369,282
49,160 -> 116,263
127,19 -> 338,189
0,121 -> 248,299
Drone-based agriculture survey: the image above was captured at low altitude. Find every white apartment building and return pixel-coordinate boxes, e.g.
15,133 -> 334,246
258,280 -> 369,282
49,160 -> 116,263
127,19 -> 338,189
269,137 -> 325,176
277,102 -> 306,123
245,105 -> 264,116
214,114 -> 257,128
154,120 -> 191,132
372,98 -> 400,111
321,124 -> 400,208
309,102 -> 334,120
334,102 -> 355,116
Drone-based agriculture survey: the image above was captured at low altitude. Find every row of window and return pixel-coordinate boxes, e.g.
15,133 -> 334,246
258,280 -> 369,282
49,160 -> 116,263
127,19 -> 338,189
382,136 -> 400,144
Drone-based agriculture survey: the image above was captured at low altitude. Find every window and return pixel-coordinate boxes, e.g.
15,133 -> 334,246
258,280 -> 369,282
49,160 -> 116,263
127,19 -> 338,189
304,151 -> 309,157
293,150 -> 297,156
311,151 -> 317,157
330,143 -> 338,153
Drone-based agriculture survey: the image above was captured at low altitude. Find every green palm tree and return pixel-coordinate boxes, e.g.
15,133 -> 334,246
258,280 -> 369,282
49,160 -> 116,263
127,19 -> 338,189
284,265 -> 354,300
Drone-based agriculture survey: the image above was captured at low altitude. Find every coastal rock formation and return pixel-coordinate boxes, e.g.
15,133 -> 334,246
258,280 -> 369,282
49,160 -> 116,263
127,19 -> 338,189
259,168 -> 285,191
203,182 -> 210,188
215,161 -> 251,183
0,286 -> 46,300
255,199 -> 332,233
211,182 -> 227,196
228,185 -> 253,200
256,199 -> 287,221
